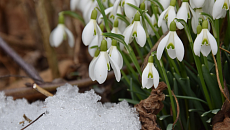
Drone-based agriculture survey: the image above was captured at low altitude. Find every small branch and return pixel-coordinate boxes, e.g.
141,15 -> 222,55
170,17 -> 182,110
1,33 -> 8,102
212,53 -> 230,103
33,83 -> 53,97
0,37 -> 43,84
171,91 -> 180,130
219,46 -> 230,54
21,112 -> 45,130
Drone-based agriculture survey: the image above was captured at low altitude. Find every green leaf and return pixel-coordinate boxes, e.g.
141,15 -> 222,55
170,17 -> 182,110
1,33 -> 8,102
147,0 -> 164,12
61,11 -> 85,25
166,124 -> 173,130
159,115 -> 171,120
90,45 -> 98,49
103,33 -> 125,45
119,98 -> 139,105
166,94 -> 207,105
96,0 -> 111,32
116,14 -> 130,26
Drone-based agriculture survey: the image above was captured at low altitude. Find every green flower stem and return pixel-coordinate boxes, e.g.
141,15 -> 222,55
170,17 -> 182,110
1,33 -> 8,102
214,19 -> 224,97
178,61 -> 188,78
128,45 -> 142,76
176,18 -> 213,109
121,69 -> 130,85
203,56 -> 209,70
120,51 -> 139,81
157,58 -> 177,120
166,53 -> 181,76
96,0 -> 111,32
133,39 -> 144,62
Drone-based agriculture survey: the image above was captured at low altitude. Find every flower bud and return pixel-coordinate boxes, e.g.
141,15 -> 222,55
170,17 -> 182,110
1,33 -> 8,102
140,2 -> 145,10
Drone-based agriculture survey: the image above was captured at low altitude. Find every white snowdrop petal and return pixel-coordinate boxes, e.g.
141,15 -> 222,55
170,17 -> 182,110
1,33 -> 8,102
136,22 -> 146,47
123,24 -> 134,44
96,24 -> 103,47
158,0 -> 170,10
112,0 -> 121,17
158,8 -> 168,27
176,2 -> 188,29
167,48 -> 176,59
157,33 -> 170,60
51,24 -> 65,47
70,0 -> 79,11
212,0 -> 225,19
174,32 -> 184,61
200,45 -> 211,57
167,7 -> 176,28
110,47 -> 123,69
64,27 -> 75,47
89,57 -> 97,81
49,29 -> 55,47
109,57 -> 121,82
88,36 -> 99,57
161,21 -> 169,34
152,65 -> 159,89
142,64 -> 150,88
145,79 -> 154,89
207,31 -> 218,55
82,20 -> 95,46
98,7 -> 113,23
193,30 -> 204,57
191,0 -> 205,8
124,0 -> 137,19
94,53 -> 108,84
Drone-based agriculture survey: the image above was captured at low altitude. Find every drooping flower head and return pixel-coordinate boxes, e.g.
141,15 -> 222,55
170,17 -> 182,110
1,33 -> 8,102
193,20 -> 218,57
123,12 -> 146,47
157,21 -> 185,62
108,40 -> 123,69
212,0 -> 229,19
90,40 -> 121,84
142,55 -> 159,89
49,13 -> 74,48
158,0 -> 177,28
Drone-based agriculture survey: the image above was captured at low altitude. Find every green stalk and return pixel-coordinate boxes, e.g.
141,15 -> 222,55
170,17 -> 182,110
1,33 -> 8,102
96,0 -> 111,32
143,13 -> 160,39
157,59 -> 177,120
121,69 -> 130,85
176,18 -> 213,110
133,40 -> 144,62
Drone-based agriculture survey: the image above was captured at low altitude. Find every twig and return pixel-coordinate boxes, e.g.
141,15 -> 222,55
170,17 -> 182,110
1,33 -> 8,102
171,91 -> 180,130
33,83 -> 53,97
0,75 -> 43,83
219,46 -> 230,54
0,37 -> 43,84
34,0 -> 60,79
21,112 -> 45,130
212,53 -> 230,103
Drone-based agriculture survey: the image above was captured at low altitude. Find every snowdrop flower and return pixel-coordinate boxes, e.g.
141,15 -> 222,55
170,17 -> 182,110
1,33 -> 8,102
176,0 -> 194,29
212,0 -> 229,19
142,56 -> 159,89
190,0 -> 205,9
90,40 -> 121,84
123,12 -> 146,47
70,0 -> 81,11
158,0 -> 176,28
82,9 -> 102,46
203,0 -> 214,15
89,48 -> 100,81
49,15 -> 74,48
108,40 -> 123,69
107,19 -> 125,50
193,20 -> 218,57
158,0 -> 171,10
157,21 -> 184,61
121,0 -> 138,19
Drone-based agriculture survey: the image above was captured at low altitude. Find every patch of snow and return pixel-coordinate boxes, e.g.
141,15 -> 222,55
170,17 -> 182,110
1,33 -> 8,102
0,84 -> 141,130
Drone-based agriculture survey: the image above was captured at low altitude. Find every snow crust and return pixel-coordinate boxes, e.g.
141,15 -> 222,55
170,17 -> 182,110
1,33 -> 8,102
0,84 -> 141,130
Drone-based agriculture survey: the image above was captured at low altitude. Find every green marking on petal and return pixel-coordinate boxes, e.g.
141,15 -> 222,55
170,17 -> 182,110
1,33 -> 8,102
133,31 -> 137,37
148,73 -> 153,78
153,23 -> 158,28
164,14 -> 168,20
202,39 -> 209,46
223,3 -> 229,10
122,1 -> 125,6
188,13 -> 191,19
107,63 -> 110,70
94,29 -> 96,35
167,43 -> 175,49
110,15 -> 115,19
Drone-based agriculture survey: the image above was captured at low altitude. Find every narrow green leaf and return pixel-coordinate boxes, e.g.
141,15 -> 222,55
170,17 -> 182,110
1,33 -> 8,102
96,0 -> 111,32
90,45 -> 98,49
61,11 -> 85,25
116,14 -> 130,26
147,0 -> 164,12
166,94 -> 207,105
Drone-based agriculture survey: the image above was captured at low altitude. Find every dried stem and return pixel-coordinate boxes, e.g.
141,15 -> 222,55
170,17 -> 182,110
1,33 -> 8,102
171,91 -> 180,130
219,47 -> 230,54
34,0 -> 60,79
212,54 -> 230,103
21,112 -> 45,130
0,37 -> 43,84
33,83 -> 53,97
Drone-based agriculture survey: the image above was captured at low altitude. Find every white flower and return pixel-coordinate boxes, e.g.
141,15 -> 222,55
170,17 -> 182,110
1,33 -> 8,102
157,21 -> 184,61
89,49 -> 100,81
158,0 -> 176,28
123,13 -> 146,47
158,0 -> 171,10
108,40 -> 123,69
83,0 -> 98,23
176,1 -> 194,29
212,0 -> 229,19
121,0 -> 138,19
193,20 -> 218,57
49,24 -> 74,48
82,9 -> 102,46
90,40 -> 121,84
190,0 -> 205,9
142,56 -> 159,89
203,0 -> 214,15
